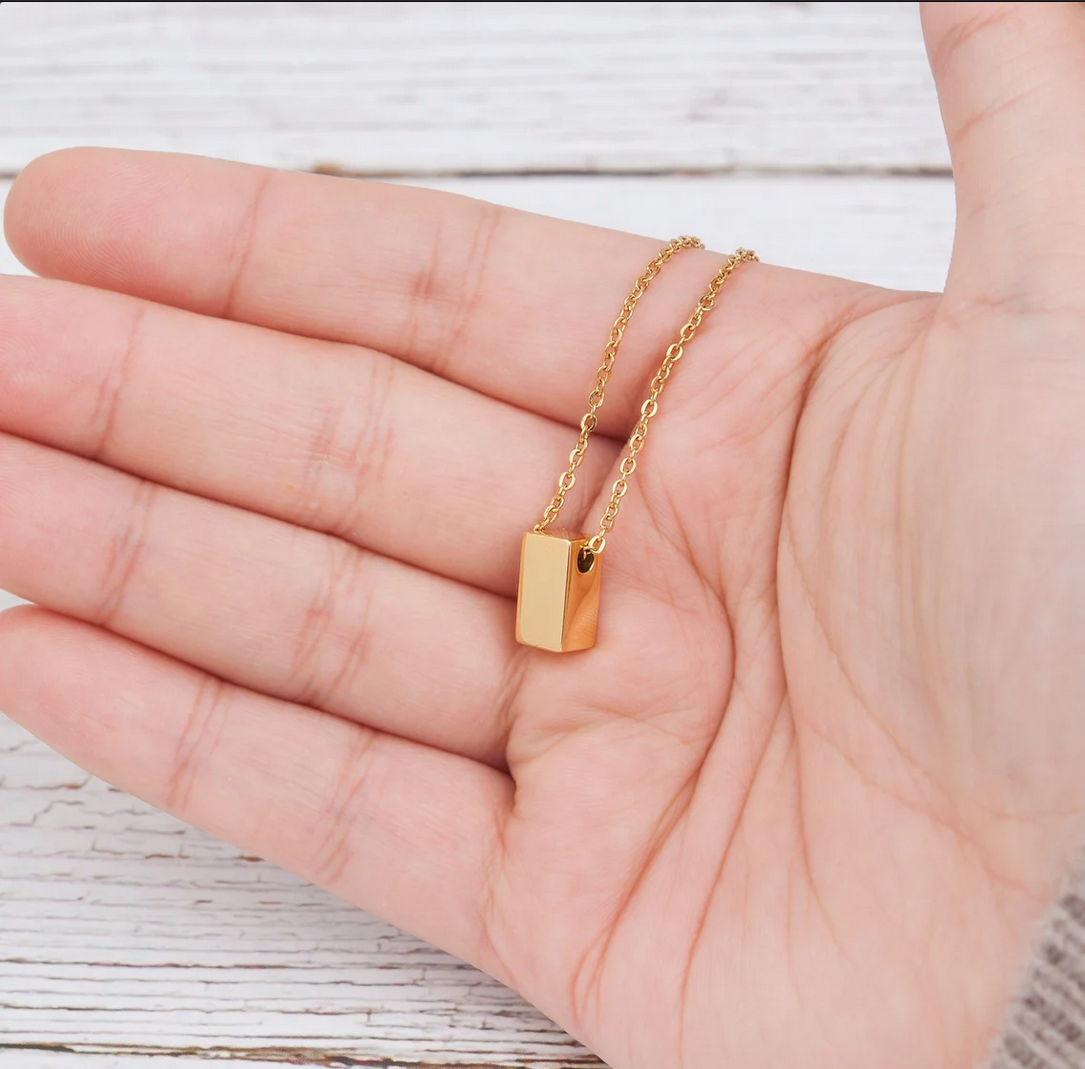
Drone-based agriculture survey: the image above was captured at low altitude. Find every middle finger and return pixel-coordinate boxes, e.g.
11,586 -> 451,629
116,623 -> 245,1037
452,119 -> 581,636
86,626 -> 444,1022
0,275 -> 618,595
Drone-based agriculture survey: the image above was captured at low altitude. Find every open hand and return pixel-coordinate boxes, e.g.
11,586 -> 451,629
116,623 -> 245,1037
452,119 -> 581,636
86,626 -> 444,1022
2,5 -> 1084,1067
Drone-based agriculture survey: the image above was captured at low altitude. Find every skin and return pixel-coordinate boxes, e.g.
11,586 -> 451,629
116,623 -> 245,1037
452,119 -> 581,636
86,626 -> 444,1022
2,3 -> 1084,1066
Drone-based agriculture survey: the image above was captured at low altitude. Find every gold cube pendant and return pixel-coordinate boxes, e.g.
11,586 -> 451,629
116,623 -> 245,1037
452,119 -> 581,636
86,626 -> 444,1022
515,529 -> 602,652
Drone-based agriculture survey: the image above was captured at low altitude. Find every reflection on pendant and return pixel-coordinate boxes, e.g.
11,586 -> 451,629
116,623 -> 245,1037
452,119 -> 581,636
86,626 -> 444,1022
515,529 -> 602,652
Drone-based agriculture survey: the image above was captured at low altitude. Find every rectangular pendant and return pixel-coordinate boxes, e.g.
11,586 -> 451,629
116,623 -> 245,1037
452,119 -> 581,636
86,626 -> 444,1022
515,529 -> 602,652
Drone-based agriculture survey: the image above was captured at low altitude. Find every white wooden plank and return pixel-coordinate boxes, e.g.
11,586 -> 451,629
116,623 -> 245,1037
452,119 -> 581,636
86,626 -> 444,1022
0,171 -> 955,1066
0,2 -> 949,175
0,1056 -> 546,1069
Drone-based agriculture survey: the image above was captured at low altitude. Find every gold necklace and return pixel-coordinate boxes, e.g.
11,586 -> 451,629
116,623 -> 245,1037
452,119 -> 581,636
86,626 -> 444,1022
515,238 -> 757,653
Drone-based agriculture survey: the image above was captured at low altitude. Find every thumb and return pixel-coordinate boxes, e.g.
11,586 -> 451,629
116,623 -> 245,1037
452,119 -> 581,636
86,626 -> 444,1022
921,2 -> 1085,300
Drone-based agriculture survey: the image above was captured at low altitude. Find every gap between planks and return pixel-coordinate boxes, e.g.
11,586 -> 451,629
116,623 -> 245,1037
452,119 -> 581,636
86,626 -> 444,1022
0,1045 -> 597,1068
0,165 -> 955,183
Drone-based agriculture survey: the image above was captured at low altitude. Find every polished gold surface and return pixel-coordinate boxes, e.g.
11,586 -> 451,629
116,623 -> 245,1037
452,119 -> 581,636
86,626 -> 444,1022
515,529 -> 602,652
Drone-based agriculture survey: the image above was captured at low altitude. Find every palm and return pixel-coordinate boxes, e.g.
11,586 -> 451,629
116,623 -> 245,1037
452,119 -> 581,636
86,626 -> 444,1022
3,6 -> 1084,1069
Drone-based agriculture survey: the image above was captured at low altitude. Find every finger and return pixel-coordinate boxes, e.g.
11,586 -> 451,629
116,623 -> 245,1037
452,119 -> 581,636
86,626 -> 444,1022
0,275 -> 617,594
0,433 -> 516,766
0,606 -> 512,979
921,2 -> 1085,293
4,147 -> 767,432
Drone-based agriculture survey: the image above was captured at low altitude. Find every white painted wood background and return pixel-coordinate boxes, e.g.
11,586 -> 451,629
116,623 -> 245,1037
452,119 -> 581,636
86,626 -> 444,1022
0,3 -> 956,1066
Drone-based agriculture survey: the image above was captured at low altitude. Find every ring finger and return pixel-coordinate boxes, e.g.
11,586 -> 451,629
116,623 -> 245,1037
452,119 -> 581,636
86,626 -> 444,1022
0,432 -> 517,765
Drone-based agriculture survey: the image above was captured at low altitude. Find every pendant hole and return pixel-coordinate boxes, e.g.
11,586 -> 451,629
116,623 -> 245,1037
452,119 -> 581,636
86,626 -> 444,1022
576,546 -> 596,574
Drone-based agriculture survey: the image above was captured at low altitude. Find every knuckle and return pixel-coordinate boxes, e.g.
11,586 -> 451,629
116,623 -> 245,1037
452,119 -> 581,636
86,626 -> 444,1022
90,304 -> 148,463
299,356 -> 398,542
307,729 -> 380,888
164,676 -> 229,813
289,541 -> 375,713
344,356 -> 398,530
408,199 -> 504,376
96,480 -> 158,629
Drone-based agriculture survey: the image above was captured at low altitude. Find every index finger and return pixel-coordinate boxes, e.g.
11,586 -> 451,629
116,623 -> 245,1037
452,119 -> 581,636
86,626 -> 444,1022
4,148 -> 777,433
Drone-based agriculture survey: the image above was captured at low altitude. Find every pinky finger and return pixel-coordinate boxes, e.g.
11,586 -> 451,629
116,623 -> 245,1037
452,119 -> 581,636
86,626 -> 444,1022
0,606 -> 513,979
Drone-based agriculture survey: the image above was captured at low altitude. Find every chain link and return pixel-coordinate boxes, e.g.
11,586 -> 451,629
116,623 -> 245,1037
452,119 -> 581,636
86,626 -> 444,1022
533,236 -> 705,535
534,241 -> 757,555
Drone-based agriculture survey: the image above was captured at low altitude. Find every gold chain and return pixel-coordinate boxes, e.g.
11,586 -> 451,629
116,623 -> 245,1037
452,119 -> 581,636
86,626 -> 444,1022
535,240 -> 757,555
533,236 -> 704,537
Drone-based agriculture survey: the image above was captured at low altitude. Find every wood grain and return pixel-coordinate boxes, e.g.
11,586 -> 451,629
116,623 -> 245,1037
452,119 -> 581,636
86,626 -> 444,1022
0,2 -> 949,176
